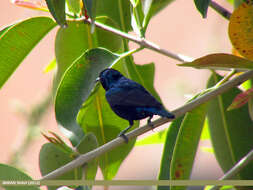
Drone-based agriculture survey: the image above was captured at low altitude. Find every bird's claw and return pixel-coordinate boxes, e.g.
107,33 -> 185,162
118,132 -> 128,143
147,117 -> 154,129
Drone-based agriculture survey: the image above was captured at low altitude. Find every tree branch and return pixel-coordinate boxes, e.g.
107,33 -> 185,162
210,149 -> 253,190
41,70 -> 253,180
210,0 -> 232,19
70,17 -> 193,62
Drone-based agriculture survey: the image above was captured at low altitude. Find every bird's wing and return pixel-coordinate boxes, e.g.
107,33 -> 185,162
106,79 -> 162,108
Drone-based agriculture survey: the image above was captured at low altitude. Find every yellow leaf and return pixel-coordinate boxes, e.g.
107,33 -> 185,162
229,1 -> 253,60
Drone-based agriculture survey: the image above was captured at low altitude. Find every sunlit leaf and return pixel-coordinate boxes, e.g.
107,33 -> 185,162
43,58 -> 56,73
66,0 -> 81,14
200,119 -> 210,140
229,1 -> 253,60
179,53 -> 253,70
135,129 -> 166,146
0,17 -> 56,88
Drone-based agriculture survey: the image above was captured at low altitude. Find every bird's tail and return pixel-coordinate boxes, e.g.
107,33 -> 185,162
157,109 -> 175,119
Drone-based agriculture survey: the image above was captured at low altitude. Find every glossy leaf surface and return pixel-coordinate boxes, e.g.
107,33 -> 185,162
207,73 -> 253,179
0,17 -> 56,88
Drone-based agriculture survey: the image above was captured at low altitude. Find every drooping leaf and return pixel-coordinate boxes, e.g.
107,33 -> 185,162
0,164 -> 40,190
207,73 -> 253,179
227,87 -> 253,110
157,116 -> 184,190
39,143 -> 82,190
170,103 -> 208,190
82,0 -> 97,32
0,17 -> 56,88
179,53 -> 253,70
229,1 -> 253,60
76,133 -> 99,181
45,0 -> 67,27
55,48 -> 119,146
194,0 -> 211,18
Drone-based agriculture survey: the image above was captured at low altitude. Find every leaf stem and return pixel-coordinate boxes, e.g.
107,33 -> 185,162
70,17 -> 193,62
41,70 -> 253,180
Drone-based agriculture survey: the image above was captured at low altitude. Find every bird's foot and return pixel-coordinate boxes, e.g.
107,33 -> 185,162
118,131 -> 128,143
147,116 -> 154,129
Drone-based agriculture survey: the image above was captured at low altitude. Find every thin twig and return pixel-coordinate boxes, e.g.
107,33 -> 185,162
210,149 -> 253,190
70,17 -> 193,62
41,70 -> 253,180
210,0 -> 232,19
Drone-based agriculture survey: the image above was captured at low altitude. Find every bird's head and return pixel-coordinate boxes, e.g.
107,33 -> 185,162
97,68 -> 123,90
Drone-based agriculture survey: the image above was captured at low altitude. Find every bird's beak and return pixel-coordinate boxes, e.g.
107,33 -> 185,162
95,77 -> 100,83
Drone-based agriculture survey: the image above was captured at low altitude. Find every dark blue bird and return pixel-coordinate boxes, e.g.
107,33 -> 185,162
97,68 -> 175,142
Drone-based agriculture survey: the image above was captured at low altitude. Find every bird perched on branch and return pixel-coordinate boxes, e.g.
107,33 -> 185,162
97,68 -> 175,142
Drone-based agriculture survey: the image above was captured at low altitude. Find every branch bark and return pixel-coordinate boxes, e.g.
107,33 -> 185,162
41,70 -> 253,180
70,17 -> 193,62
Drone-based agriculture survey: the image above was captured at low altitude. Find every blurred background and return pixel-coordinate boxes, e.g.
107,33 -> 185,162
0,0 -> 232,189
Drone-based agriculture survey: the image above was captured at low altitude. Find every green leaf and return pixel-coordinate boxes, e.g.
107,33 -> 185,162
131,0 -> 145,37
0,164 -> 40,190
147,0 -> 175,22
39,143 -> 82,190
45,0 -> 67,27
96,0 -> 132,32
200,118 -> 210,140
96,16 -> 123,52
76,133 -> 99,181
135,129 -> 166,146
134,63 -> 162,103
43,58 -> 56,73
170,104 -> 208,190
66,0 -> 81,14
178,53 -> 253,70
82,0 -> 97,32
194,0 -> 211,18
77,62 -> 138,180
157,116 -> 184,190
0,17 -> 56,88
207,73 -> 253,179
55,48 -> 119,146
54,19 -> 123,88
